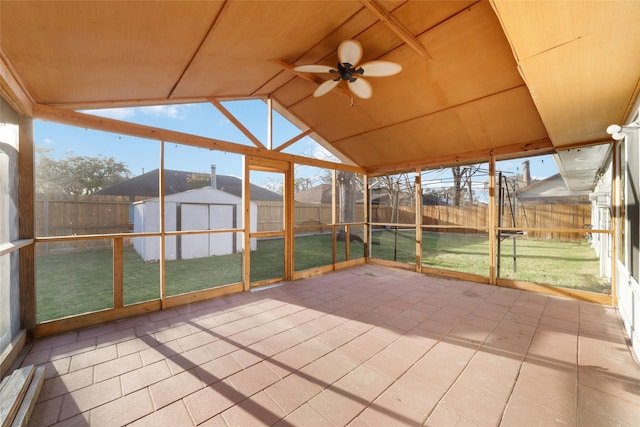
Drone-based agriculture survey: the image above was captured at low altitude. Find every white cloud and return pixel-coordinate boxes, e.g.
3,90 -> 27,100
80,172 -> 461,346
80,108 -> 136,120
80,104 -> 191,121
138,105 -> 189,119
43,137 -> 55,145
313,144 -> 338,162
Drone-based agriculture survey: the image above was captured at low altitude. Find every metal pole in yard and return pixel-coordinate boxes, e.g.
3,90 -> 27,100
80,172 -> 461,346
394,226 -> 398,261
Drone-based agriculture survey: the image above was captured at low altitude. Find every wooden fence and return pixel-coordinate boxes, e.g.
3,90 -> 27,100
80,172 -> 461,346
371,203 -> 592,240
36,194 -> 132,253
255,201 -> 365,233
35,196 -> 593,254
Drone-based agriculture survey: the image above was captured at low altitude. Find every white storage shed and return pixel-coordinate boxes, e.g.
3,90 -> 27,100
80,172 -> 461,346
133,187 -> 257,261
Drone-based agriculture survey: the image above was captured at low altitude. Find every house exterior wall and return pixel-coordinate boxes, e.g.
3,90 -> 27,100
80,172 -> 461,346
616,114 -> 640,362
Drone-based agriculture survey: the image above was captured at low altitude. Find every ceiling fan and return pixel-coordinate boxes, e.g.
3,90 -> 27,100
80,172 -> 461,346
294,39 -> 402,99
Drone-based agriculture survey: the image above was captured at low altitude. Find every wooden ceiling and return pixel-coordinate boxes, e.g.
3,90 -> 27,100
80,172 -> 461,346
1,0 -> 639,177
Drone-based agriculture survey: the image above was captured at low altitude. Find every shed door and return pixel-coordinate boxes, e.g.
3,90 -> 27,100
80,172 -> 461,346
209,204 -> 234,256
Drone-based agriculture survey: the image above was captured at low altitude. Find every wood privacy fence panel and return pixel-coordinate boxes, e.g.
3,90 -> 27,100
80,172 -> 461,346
35,196 -> 593,254
293,203 -> 332,227
254,201 -> 284,233
372,203 -> 592,241
372,205 -> 489,229
515,203 -> 592,240
256,202 -> 366,233
36,194 -> 132,253
421,205 -> 489,229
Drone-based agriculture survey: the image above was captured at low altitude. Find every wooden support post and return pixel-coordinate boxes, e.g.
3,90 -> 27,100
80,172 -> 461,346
18,115 -> 36,337
611,140 -> 619,305
364,174 -> 370,260
113,237 -> 124,308
284,161 -> 294,280
488,155 -> 497,285
242,156 -> 251,291
159,142 -> 167,308
332,170 -> 338,265
267,97 -> 273,150
415,167 -> 422,273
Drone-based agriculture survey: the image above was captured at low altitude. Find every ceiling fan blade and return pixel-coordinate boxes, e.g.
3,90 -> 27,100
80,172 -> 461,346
359,61 -> 402,77
338,39 -> 363,66
314,79 -> 340,97
293,64 -> 335,73
348,78 -> 372,99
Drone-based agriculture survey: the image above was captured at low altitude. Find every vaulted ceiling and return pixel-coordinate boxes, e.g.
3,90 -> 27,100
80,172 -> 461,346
2,1 -> 639,182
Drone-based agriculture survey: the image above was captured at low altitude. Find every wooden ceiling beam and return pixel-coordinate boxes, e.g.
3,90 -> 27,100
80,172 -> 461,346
360,0 -> 432,62
0,50 -> 34,116
33,103 -> 365,174
274,128 -> 314,152
365,138 -> 554,176
167,1 -> 228,99
208,97 -> 267,149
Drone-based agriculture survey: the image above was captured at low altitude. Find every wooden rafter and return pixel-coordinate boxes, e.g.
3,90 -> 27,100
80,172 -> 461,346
33,103 -> 365,174
208,97 -> 267,149
360,0 -> 433,62
0,51 -> 34,116
267,97 -> 273,150
365,138 -> 554,176
167,2 -> 228,99
274,129 -> 313,152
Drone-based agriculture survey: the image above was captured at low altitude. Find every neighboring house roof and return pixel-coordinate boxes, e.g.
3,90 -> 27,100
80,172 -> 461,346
95,168 -> 282,201
422,194 -> 449,206
369,188 -> 414,205
294,184 -> 332,204
519,173 -> 590,204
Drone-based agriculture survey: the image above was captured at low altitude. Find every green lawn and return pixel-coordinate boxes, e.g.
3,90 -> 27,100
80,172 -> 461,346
36,235 -> 364,322
371,229 -> 609,293
36,231 -> 608,322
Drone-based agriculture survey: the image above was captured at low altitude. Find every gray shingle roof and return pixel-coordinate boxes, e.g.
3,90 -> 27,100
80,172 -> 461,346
95,169 -> 282,201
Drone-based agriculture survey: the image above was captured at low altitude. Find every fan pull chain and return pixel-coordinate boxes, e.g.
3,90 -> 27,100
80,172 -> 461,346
351,97 -> 354,107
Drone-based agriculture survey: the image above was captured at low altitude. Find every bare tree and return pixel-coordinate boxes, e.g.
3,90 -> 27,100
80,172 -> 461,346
451,165 -> 482,206
374,172 -> 416,223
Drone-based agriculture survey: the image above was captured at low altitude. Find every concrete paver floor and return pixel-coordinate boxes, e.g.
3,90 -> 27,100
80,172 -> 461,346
20,265 -> 640,426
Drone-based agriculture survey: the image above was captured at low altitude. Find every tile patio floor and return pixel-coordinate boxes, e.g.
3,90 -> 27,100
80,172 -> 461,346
20,264 -> 640,426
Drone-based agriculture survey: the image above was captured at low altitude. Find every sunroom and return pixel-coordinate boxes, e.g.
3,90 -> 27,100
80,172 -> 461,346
1,1 -> 639,425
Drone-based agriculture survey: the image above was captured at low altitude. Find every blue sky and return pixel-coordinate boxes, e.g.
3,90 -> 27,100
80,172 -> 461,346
34,100 -> 559,186
35,101 -> 335,181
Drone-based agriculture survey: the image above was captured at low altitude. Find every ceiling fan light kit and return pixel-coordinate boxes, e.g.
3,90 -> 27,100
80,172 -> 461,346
294,39 -> 402,100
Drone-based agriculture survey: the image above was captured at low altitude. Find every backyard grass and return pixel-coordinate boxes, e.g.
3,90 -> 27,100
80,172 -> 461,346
36,231 -> 607,322
36,235 -> 364,322
371,229 -> 609,293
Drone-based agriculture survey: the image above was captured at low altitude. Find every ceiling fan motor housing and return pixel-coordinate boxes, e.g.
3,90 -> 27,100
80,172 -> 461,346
334,62 -> 365,82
